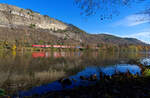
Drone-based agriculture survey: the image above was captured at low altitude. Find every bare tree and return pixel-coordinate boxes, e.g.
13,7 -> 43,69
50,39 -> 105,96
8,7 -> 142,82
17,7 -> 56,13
74,0 -> 148,20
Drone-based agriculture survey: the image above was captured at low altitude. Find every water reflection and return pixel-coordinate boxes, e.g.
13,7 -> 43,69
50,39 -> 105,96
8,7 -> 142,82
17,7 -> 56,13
18,64 -> 141,97
0,50 -> 149,96
32,51 -> 83,58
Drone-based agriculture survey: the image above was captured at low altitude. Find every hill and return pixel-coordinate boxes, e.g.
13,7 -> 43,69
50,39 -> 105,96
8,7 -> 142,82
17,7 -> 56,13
86,34 -> 146,45
0,3 -> 148,47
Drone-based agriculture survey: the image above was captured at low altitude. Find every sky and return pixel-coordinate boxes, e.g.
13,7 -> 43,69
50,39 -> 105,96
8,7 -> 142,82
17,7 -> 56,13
0,0 -> 150,43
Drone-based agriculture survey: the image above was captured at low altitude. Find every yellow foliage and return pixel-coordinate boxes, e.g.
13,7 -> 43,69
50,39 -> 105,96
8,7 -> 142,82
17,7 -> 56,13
12,51 -> 16,57
12,44 -> 17,50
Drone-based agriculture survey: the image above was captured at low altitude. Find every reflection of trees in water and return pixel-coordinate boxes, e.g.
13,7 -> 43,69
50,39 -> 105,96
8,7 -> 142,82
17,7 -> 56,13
80,51 -> 146,66
0,51 -> 149,94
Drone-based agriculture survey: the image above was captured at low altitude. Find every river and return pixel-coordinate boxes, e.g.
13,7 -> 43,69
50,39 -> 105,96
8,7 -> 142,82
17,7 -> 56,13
0,50 -> 150,97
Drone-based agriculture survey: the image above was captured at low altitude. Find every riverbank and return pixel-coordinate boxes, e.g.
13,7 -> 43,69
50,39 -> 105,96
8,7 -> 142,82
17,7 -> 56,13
1,44 -> 150,53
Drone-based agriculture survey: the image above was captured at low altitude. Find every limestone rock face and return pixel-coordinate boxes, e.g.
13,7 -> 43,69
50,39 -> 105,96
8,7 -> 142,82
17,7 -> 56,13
0,4 -> 68,30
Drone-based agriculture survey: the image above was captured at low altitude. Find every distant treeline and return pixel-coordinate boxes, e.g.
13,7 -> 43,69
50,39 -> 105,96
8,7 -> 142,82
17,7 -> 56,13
0,40 -> 150,52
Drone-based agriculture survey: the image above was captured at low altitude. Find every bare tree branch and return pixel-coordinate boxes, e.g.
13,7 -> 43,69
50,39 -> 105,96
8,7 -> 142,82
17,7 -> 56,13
74,0 -> 147,20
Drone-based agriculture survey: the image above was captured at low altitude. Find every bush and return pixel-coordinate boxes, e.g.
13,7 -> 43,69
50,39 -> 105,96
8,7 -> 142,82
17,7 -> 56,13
29,24 -> 36,28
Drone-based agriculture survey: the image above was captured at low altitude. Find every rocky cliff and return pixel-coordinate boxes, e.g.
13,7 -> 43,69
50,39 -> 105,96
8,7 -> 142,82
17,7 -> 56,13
0,3 -> 86,43
0,4 -> 67,30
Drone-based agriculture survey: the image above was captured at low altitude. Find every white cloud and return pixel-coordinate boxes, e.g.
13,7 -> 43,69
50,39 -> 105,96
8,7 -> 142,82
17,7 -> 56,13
115,14 -> 150,27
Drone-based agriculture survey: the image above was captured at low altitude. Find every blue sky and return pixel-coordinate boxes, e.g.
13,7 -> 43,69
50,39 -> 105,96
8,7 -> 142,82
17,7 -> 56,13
0,0 -> 150,43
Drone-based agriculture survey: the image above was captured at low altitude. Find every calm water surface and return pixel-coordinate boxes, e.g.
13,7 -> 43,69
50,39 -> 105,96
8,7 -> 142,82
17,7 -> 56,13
0,50 -> 150,97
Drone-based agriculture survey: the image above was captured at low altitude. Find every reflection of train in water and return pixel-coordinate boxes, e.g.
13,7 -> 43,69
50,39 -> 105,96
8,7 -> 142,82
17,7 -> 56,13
32,52 -> 46,58
32,52 -> 83,58
32,45 -> 83,49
